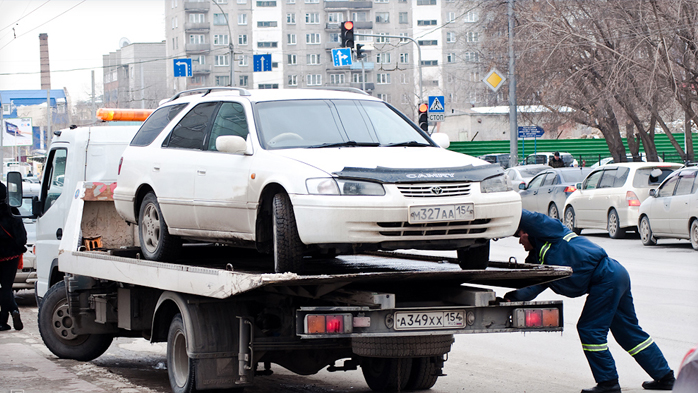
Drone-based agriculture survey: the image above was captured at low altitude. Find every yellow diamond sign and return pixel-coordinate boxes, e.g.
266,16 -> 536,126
483,68 -> 506,92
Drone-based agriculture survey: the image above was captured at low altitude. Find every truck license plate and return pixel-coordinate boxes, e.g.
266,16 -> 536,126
394,311 -> 465,330
409,204 -> 474,224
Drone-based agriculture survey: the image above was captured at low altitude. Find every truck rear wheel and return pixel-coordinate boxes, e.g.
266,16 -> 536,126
361,357 -> 412,392
139,192 -> 181,261
272,192 -> 304,273
38,281 -> 113,361
457,241 -> 490,270
405,356 -> 441,390
167,313 -> 196,393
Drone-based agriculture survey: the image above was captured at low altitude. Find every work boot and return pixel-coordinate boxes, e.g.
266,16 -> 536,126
11,310 -> 23,331
0,324 -> 10,331
642,370 -> 675,390
581,380 -> 621,393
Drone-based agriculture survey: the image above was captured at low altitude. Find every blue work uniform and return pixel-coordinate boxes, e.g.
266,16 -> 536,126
505,210 -> 671,384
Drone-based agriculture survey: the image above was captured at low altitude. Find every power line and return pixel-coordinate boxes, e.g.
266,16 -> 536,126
0,0 -> 86,52
0,0 -> 52,33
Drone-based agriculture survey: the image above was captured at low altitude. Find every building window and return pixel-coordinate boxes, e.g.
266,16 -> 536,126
447,53 -> 456,63
352,73 -> 369,83
305,0 -> 319,3
287,34 -> 297,44
287,54 -> 297,64
376,12 -> 390,23
215,55 -> 230,66
421,60 -> 438,66
287,13 -> 296,24
256,0 -> 277,6
213,13 -> 229,25
466,32 -> 479,42
258,21 -> 278,27
214,35 -> 229,45
190,75 -> 206,84
375,0 -> 388,3
172,0 -> 176,8
465,11 -> 478,22
272,62 -> 279,68
239,55 -> 248,66
238,34 -> 248,45
305,13 -> 320,24
258,84 -> 279,89
464,52 -> 479,62
258,41 -> 278,48
399,12 -> 408,24
399,33 -> 409,43
286,0 -> 294,3
417,0 -> 436,4
306,74 -> 322,86
469,71 -> 480,81
238,14 -> 247,25
448,12 -> 456,22
400,73 -> 408,84
352,12 -> 368,22
377,73 -> 391,84
239,75 -> 249,86
306,33 -> 321,44
399,53 -> 409,63
215,76 -> 230,86
189,13 -> 204,23
376,33 -> 389,43
329,33 -> 340,43
328,13 -> 344,23
446,32 -> 456,43
401,93 -> 409,103
418,40 -> 437,46
189,34 -> 205,44
307,53 -> 321,65
288,75 -> 298,86
192,55 -> 205,64
214,0 -> 228,3
330,74 -> 345,84
237,0 -> 246,2
417,20 -> 437,26
376,53 -> 391,64
357,30 -> 372,42
171,17 -> 175,29
377,93 -> 391,102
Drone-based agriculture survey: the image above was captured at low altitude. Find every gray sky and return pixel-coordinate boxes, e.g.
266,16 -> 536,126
0,0 -> 165,101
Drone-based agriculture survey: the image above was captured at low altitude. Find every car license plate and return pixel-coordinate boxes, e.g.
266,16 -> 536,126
394,311 -> 465,330
409,204 -> 474,223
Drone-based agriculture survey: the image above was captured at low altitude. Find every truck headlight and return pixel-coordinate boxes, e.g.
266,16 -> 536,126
480,174 -> 512,193
306,178 -> 385,196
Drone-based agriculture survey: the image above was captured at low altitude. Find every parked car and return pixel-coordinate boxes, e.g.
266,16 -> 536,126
674,345 -> 698,393
478,153 -> 511,169
14,191 -> 37,290
563,162 -> 683,238
590,153 -> 654,168
505,164 -> 551,189
525,152 -> 578,167
518,167 -> 593,220
637,167 -> 698,249
114,88 -> 521,273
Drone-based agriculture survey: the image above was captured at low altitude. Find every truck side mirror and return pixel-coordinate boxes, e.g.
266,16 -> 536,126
649,189 -> 656,197
6,171 -> 23,208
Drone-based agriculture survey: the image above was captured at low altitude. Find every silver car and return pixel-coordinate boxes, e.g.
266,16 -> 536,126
505,164 -> 550,189
519,167 -> 593,220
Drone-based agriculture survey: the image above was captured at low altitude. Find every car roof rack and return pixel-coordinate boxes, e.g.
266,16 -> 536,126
303,87 -> 370,96
162,87 -> 252,104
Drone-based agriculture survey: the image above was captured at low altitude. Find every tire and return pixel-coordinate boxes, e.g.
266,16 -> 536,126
139,192 -> 181,261
404,357 -> 441,391
548,203 -> 560,220
167,314 -> 197,393
272,192 -> 304,273
564,207 -> 582,235
352,336 -> 453,358
607,208 -> 626,239
38,281 -> 113,361
639,216 -> 657,246
456,241 -> 490,270
361,357 -> 412,392
690,219 -> 698,251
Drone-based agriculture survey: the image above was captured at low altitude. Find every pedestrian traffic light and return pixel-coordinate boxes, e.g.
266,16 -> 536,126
356,44 -> 365,59
418,103 -> 429,132
341,21 -> 355,48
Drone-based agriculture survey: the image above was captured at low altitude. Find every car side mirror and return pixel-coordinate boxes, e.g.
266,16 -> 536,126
518,183 -> 526,190
216,135 -> 249,155
576,182 -> 582,190
649,189 -> 656,197
6,171 -> 23,208
430,133 -> 450,149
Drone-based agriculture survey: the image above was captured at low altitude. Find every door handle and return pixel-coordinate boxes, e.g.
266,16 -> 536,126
197,170 -> 206,175
548,189 -> 553,193
56,228 -> 62,240
153,166 -> 161,172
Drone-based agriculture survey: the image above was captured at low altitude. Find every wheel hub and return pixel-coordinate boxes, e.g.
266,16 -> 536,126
52,303 -> 78,340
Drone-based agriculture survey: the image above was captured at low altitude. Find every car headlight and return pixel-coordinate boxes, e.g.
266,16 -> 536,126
480,174 -> 513,193
306,178 -> 385,196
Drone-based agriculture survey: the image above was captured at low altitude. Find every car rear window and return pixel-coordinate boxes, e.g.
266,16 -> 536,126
632,167 -> 675,188
519,167 -> 547,177
559,169 -> 591,183
130,104 -> 188,146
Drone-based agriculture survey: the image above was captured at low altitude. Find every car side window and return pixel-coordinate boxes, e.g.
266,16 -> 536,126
675,172 -> 697,196
130,104 -> 188,146
165,102 -> 219,149
583,170 -> 603,190
542,173 -> 557,186
598,169 -> 617,188
658,175 -> 679,197
613,167 -> 630,187
527,174 -> 545,189
207,102 -> 249,151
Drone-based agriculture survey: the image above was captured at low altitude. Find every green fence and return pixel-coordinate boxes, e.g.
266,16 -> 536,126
448,133 -> 698,165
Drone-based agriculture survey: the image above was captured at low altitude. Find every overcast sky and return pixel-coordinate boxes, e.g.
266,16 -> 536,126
0,0 -> 165,102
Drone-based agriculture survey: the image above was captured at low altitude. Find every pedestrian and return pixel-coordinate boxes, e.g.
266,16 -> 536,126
504,210 -> 675,393
549,151 -> 565,168
0,182 -> 26,331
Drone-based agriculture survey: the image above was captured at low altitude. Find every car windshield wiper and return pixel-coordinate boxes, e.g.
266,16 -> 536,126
308,141 -> 380,148
384,141 -> 431,147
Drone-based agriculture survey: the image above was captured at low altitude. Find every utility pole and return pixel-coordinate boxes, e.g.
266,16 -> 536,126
508,0 -> 518,168
211,0 -> 235,86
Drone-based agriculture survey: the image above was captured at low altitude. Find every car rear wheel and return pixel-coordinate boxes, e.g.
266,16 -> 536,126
272,192 -> 305,273
138,192 -> 181,261
690,219 -> 698,251
548,203 -> 560,220
564,207 -> 582,235
607,208 -> 626,239
457,241 -> 489,270
639,216 -> 657,246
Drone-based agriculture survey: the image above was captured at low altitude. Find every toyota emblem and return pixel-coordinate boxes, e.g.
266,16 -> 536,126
430,187 -> 443,195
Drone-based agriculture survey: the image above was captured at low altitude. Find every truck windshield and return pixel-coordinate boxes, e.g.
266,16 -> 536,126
255,99 -> 431,149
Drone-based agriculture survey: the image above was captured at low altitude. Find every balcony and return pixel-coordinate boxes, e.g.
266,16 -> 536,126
350,61 -> 374,70
324,1 -> 372,9
326,22 -> 341,30
184,1 -> 210,11
193,64 -> 212,74
185,22 -> 210,31
353,21 -> 373,29
185,43 -> 211,53
350,82 -> 375,90
325,42 -> 342,50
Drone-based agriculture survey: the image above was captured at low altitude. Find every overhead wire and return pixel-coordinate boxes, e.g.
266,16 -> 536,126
0,0 -> 86,52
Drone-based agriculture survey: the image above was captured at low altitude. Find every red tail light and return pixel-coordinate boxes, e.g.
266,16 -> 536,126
563,185 -> 577,193
305,314 -> 351,334
513,308 -> 560,328
626,191 -> 641,206
118,157 -> 123,175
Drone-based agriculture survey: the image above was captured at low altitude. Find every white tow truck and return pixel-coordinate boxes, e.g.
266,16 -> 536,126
7,110 -> 572,393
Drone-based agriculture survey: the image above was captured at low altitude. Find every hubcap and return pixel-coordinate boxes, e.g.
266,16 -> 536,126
172,330 -> 189,387
692,222 -> 698,247
52,302 -> 78,340
609,212 -> 618,235
549,205 -> 559,220
142,203 -> 160,253
565,210 -> 574,231
640,219 -> 651,243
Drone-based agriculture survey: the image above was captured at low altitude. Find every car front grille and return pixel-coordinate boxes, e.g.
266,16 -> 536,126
377,219 -> 490,237
397,183 -> 472,198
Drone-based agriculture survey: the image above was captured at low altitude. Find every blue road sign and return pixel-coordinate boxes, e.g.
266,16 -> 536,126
518,125 -> 545,138
331,48 -> 353,67
173,58 -> 192,77
253,54 -> 272,72
428,96 -> 445,113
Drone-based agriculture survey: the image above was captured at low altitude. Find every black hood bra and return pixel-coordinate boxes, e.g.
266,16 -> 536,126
334,164 -> 504,184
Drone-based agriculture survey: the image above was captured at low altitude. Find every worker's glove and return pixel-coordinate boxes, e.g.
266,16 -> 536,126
489,296 -> 509,305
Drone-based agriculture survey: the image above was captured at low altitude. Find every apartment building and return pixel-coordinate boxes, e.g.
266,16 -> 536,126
103,41 -> 168,109
165,0 -> 486,119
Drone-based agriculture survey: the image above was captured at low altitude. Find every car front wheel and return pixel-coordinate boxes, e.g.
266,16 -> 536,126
690,219 -> 698,251
548,203 -> 560,220
138,192 -> 181,261
564,207 -> 582,235
272,192 -> 305,273
639,216 -> 657,246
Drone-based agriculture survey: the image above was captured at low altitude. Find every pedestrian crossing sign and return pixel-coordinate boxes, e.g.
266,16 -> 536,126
428,96 -> 444,113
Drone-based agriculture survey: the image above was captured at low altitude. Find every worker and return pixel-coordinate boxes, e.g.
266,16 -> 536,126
504,210 -> 674,393
549,151 -> 565,168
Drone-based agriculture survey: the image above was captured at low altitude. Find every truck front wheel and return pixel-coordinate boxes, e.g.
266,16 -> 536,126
167,313 -> 196,393
361,357 -> 412,392
38,281 -> 113,361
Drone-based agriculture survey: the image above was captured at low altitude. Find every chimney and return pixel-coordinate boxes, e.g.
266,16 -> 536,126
39,33 -> 51,90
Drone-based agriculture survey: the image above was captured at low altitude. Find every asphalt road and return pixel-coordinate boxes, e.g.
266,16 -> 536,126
1,230 -> 696,393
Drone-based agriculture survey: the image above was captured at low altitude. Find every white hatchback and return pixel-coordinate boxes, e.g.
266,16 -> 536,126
113,88 -> 521,273
563,162 -> 682,238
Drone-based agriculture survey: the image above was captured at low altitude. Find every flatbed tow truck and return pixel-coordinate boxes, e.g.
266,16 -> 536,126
18,180 -> 572,393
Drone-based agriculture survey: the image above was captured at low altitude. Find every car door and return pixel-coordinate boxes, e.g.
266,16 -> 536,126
574,169 -> 603,227
670,171 -> 697,236
537,172 -> 558,212
651,173 -> 679,235
520,172 -> 546,212
194,101 -> 256,235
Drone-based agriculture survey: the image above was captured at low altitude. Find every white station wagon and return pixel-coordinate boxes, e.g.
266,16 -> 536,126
114,88 -> 521,273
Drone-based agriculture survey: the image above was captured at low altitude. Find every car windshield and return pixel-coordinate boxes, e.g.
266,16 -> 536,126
255,99 -> 431,149
632,167 -> 676,188
560,169 -> 592,183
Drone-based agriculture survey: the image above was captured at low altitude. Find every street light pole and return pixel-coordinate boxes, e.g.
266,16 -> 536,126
508,0 -> 518,168
211,0 -> 235,86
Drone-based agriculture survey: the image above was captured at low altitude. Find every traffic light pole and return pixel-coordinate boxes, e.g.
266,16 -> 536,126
212,0 -> 236,86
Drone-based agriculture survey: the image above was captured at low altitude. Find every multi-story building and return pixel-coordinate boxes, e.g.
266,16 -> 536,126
165,0 -> 487,121
103,42 -> 168,109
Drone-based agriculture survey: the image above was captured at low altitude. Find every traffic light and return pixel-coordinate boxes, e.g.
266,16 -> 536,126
418,103 -> 429,132
356,43 -> 365,59
340,21 -> 355,48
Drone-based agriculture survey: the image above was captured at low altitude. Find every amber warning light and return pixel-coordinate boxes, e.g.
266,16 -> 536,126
96,108 -> 153,122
